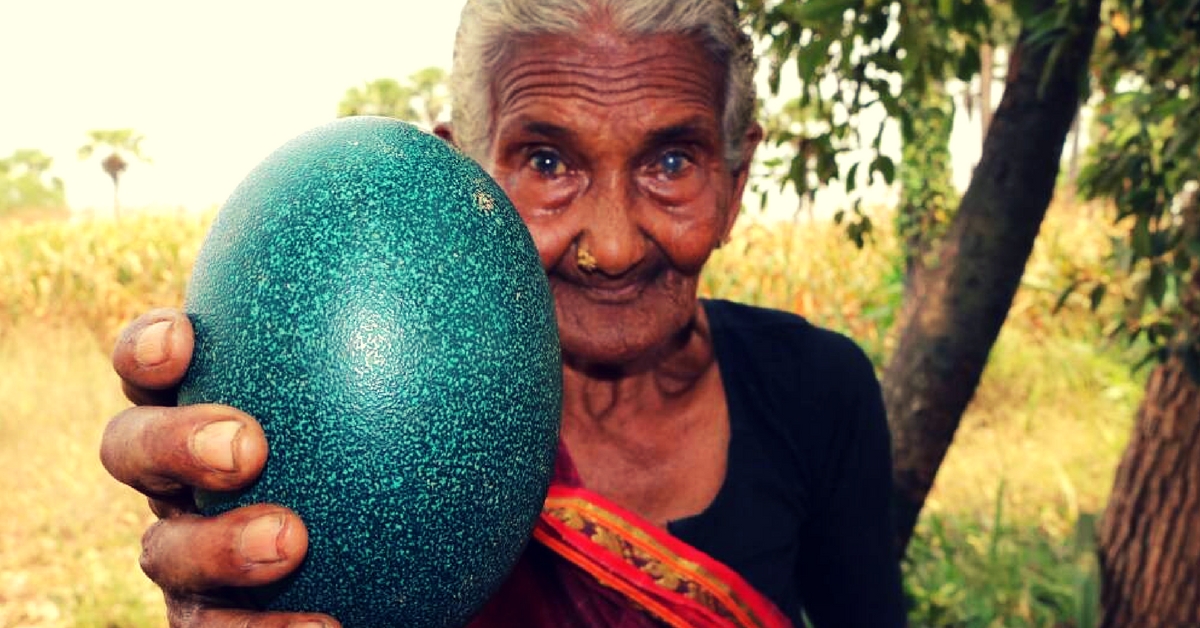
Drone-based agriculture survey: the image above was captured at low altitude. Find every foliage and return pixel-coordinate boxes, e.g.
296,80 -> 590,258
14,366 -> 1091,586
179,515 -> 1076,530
337,67 -> 449,129
1073,0 -> 1200,380
744,0 -> 993,241
905,508 -> 1102,628
895,82 -> 957,274
0,148 -> 66,219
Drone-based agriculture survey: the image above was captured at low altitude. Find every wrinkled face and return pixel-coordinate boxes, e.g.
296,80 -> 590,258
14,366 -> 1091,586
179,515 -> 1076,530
484,31 -> 756,369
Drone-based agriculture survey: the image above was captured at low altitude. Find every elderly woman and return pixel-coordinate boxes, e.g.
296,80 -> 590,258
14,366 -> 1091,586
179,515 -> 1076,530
101,0 -> 906,626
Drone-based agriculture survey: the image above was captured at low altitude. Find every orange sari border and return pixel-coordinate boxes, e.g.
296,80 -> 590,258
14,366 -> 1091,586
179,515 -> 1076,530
534,485 -> 793,628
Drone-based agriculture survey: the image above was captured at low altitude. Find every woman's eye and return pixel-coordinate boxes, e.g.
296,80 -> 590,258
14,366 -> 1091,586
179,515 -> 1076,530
528,149 -> 567,177
655,150 -> 692,177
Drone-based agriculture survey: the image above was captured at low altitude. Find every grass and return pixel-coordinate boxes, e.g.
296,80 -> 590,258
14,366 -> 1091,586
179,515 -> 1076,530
0,198 -> 1142,626
902,322 -> 1138,627
0,325 -> 165,628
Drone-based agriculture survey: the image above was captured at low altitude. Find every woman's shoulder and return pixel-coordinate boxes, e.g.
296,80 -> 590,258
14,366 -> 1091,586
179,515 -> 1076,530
702,298 -> 876,387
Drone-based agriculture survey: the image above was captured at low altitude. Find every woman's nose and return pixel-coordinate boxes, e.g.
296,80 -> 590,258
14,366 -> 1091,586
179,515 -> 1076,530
578,173 -> 647,276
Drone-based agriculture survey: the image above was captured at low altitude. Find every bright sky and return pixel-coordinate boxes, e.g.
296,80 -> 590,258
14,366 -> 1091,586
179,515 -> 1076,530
1,1 -> 463,214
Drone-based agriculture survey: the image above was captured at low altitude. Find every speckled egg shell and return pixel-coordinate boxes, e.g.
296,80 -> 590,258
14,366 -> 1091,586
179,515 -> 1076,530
178,116 -> 562,628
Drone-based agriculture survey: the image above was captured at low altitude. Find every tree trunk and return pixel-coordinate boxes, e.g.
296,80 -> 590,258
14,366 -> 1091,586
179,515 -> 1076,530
1098,315 -> 1200,624
884,0 -> 1103,553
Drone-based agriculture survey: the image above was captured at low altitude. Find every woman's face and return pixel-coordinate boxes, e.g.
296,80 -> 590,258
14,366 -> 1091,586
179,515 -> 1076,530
483,31 -> 757,370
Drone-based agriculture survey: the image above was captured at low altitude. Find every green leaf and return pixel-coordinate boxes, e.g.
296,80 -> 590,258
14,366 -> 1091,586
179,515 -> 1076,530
861,7 -> 890,39
1174,249 -> 1193,274
781,0 -> 859,23
872,118 -> 888,150
1148,262 -> 1168,307
871,155 -> 897,185
1132,217 -> 1153,259
846,161 -> 860,194
872,52 -> 902,75
797,37 -> 832,75
788,154 -> 809,198
1133,346 -> 1168,373
1089,283 -> 1108,311
955,44 -> 981,80
1151,229 -> 1175,258
1053,279 -> 1081,314
937,0 -> 954,20
1128,188 -> 1159,216
1012,0 -> 1038,21
899,110 -> 917,143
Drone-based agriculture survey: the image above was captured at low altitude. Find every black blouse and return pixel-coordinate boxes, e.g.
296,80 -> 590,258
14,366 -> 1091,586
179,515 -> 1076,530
667,299 -> 907,627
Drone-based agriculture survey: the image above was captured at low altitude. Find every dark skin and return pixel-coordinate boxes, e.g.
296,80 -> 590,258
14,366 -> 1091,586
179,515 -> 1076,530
101,28 -> 762,627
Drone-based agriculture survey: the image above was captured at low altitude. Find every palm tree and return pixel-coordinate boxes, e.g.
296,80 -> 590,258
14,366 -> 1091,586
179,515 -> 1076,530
78,129 -> 148,219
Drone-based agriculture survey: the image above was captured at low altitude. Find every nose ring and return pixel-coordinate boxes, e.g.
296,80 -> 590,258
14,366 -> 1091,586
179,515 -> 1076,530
576,244 -> 597,273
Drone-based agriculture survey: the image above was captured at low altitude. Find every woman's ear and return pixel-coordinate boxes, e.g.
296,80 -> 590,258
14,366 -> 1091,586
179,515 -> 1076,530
733,121 -> 764,190
433,123 -> 456,145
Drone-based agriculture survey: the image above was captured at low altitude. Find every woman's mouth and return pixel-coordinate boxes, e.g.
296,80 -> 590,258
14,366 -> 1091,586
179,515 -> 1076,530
557,277 -> 647,304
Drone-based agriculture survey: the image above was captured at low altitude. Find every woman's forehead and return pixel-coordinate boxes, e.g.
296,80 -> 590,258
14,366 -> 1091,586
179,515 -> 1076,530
491,31 -> 726,128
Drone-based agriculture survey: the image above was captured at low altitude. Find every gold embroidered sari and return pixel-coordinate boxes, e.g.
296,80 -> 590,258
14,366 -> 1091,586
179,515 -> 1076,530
470,446 -> 793,628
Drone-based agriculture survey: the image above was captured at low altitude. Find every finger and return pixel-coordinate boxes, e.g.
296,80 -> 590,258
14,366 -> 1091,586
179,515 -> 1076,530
141,504 -> 309,594
113,308 -> 195,399
168,594 -> 340,628
167,590 -> 340,628
101,404 -> 267,499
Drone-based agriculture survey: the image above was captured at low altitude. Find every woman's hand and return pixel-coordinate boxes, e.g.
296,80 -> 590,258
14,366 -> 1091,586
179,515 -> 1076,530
100,309 -> 339,627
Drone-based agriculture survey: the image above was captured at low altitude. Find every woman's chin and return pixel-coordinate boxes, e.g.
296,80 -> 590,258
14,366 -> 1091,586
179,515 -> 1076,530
551,282 -> 700,375
560,335 -> 653,374
557,324 -> 691,377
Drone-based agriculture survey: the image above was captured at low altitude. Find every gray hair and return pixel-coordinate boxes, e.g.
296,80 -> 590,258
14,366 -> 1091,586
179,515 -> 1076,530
450,0 -> 757,170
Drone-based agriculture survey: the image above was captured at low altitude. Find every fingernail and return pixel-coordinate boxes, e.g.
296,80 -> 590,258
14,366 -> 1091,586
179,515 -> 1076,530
289,622 -> 328,628
135,320 -> 173,367
191,420 -> 241,472
241,514 -> 285,564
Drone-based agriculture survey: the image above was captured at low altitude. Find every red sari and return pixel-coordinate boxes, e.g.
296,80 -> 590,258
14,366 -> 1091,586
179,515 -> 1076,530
469,445 -> 793,628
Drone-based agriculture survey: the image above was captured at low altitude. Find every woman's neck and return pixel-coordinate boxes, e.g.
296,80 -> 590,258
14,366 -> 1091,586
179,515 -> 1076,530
557,304 -> 731,525
560,304 -> 718,431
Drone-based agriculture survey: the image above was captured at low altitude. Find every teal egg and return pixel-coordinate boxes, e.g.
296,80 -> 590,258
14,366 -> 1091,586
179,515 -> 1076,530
178,116 -> 562,627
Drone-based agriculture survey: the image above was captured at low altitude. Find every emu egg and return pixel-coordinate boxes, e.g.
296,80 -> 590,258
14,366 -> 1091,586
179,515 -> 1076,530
178,116 -> 562,627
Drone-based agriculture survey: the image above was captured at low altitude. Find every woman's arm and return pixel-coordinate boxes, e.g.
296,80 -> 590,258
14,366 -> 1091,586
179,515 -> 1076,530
794,348 -> 907,628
